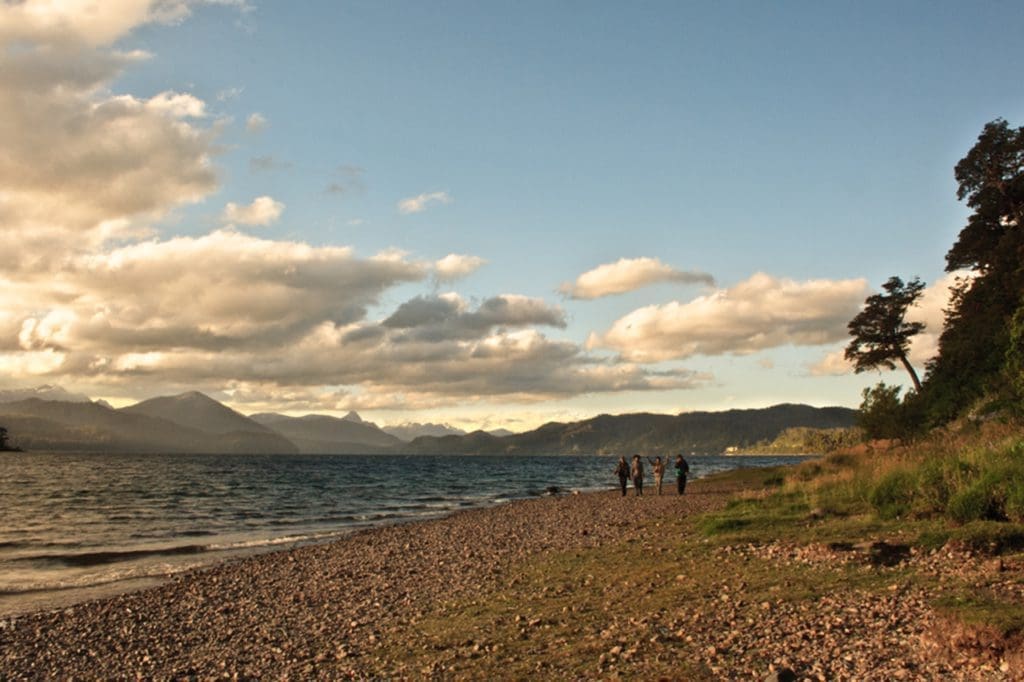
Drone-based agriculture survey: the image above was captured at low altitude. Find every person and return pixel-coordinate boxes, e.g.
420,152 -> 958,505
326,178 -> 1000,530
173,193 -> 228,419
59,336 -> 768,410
630,454 -> 644,496
614,456 -> 630,496
647,455 -> 666,495
675,454 -> 689,495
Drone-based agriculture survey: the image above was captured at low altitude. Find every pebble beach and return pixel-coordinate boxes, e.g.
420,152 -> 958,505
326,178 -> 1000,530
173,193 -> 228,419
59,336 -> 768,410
0,478 -> 1017,680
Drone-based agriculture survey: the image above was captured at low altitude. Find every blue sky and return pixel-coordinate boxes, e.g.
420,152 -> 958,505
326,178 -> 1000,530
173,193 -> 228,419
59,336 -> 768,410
1,1 -> 1022,430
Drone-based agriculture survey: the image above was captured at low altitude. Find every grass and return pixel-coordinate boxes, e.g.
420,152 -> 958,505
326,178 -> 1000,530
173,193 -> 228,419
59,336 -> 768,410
369,428 -> 1024,676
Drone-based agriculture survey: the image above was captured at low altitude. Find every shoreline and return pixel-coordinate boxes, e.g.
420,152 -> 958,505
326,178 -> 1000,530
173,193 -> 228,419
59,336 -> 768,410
4,466 -> 1000,679
0,480 -> 738,679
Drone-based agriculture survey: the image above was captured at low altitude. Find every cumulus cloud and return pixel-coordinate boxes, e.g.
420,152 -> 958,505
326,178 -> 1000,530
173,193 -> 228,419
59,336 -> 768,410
434,254 -> 486,282
807,271 -> 971,378
0,1 -> 711,412
222,196 -> 285,226
0,10 -> 220,261
245,112 -> 267,133
561,257 -> 715,299
382,294 -> 565,342
397,191 -> 452,215
591,272 -> 870,363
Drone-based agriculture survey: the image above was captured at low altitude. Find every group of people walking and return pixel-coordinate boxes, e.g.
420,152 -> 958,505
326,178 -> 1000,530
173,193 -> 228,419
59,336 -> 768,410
614,454 -> 689,496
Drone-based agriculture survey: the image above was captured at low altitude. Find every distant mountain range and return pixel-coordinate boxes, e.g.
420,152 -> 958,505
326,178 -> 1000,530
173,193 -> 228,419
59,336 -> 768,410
0,387 -> 857,456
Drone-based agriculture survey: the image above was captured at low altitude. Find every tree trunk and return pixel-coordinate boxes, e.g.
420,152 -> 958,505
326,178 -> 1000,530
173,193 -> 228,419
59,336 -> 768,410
899,353 -> 922,392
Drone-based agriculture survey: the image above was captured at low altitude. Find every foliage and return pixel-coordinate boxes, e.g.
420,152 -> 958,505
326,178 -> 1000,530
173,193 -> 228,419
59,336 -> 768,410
921,119 -> 1024,423
846,276 -> 926,391
743,426 -> 863,454
856,382 -> 908,440
867,469 -> 916,519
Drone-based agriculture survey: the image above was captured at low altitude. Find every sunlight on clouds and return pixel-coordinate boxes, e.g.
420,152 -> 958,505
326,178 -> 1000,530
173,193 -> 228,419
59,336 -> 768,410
221,196 -> 285,226
434,254 -> 486,283
592,273 -> 870,362
808,271 -> 971,378
397,191 -> 452,215
561,257 -> 715,299
245,112 -> 267,133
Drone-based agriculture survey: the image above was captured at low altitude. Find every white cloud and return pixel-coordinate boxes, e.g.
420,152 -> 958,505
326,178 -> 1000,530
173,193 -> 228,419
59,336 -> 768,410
0,37 -> 219,261
245,112 -> 267,133
222,196 -> 285,226
397,191 -> 452,215
0,1 -> 248,48
434,254 -> 487,282
0,1 -> 710,412
807,271 -> 971,378
591,272 -> 870,362
561,257 -> 715,299
808,349 -> 852,377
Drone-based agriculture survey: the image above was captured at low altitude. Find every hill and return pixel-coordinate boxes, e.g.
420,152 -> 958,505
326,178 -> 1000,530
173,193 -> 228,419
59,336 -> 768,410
392,404 -> 857,455
0,395 -> 297,454
250,413 -> 401,454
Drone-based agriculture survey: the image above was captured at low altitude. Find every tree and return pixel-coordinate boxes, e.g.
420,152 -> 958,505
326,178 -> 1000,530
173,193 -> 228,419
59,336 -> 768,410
857,383 -> 906,441
846,276 -> 926,392
922,119 -> 1024,420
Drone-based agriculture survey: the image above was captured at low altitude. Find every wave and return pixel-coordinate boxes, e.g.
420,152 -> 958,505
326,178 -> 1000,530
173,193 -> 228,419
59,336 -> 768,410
13,544 -> 209,569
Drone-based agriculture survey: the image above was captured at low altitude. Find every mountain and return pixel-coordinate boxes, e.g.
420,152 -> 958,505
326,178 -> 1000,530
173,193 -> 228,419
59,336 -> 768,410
383,422 -> 466,441
122,391 -> 270,435
0,398 -> 296,454
119,391 -> 298,454
0,385 -> 93,404
389,404 -> 857,455
250,413 -> 402,454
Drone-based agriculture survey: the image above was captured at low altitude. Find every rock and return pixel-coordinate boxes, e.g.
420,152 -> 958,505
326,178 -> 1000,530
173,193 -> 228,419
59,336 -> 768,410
765,667 -> 797,682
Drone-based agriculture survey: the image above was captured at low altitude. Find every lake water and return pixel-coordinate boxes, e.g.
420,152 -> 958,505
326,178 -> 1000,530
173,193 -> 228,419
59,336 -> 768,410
0,452 -> 809,615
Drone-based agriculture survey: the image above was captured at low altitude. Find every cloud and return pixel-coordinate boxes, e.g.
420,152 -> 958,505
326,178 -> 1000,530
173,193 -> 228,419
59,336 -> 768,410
0,1 -> 250,48
561,257 -> 715,299
0,1 -> 711,412
591,272 -> 870,362
0,38 -> 219,262
807,349 -> 852,377
325,165 -> 366,195
249,155 -> 291,172
382,294 -> 565,342
397,191 -> 452,215
434,254 -> 486,283
216,85 -> 244,101
245,112 -> 267,133
222,196 -> 285,226
3,229 -> 429,358
807,271 -> 971,378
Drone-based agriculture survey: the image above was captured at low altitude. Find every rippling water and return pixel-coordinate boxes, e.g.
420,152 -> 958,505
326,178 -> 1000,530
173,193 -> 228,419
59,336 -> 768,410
0,451 -> 809,614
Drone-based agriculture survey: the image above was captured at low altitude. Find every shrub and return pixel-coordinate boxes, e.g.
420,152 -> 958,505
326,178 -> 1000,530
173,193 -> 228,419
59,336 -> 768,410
947,479 -> 1005,523
868,470 -> 916,519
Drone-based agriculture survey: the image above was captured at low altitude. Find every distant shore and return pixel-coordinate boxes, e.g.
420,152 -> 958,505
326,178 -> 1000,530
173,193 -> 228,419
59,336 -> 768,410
0,472 -> 996,679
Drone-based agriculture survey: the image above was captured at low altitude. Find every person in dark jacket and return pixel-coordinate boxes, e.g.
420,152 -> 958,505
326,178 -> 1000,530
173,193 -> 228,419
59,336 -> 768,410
674,454 -> 689,494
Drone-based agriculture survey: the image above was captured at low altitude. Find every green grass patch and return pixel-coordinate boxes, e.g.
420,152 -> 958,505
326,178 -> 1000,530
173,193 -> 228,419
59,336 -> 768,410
935,591 -> 1024,639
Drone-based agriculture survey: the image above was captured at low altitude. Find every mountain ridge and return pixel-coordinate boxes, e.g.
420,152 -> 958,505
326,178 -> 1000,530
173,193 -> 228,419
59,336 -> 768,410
0,389 -> 857,456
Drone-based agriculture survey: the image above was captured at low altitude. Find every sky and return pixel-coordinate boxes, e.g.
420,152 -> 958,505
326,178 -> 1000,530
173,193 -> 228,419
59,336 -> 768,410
1,1 -> 1022,431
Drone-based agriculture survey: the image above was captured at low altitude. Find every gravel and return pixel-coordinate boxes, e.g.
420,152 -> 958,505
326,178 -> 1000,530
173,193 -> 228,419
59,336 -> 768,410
0,479 -> 1018,680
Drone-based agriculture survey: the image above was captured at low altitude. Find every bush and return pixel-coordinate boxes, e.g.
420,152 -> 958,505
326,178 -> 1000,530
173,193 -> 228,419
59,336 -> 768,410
868,470 -> 916,519
947,480 -> 1005,523
916,459 -> 953,514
